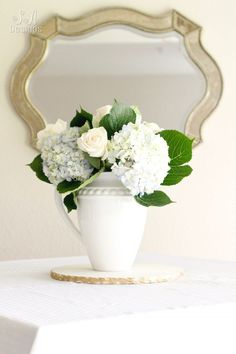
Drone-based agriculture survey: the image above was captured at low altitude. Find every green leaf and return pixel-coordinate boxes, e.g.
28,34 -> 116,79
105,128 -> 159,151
83,152 -> 101,170
162,165 -> 193,186
98,114 -> 112,137
70,110 -> 86,127
28,155 -> 51,184
110,101 -> 136,124
76,167 -> 105,191
80,107 -> 93,126
104,161 -> 112,172
79,122 -> 90,135
160,130 -> 193,166
135,191 -> 174,207
62,169 -> 104,213
99,101 -> 136,138
70,108 -> 93,128
57,180 -> 81,194
63,193 -> 77,213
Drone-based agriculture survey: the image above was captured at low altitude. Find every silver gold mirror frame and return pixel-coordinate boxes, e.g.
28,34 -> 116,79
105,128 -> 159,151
10,8 -> 223,148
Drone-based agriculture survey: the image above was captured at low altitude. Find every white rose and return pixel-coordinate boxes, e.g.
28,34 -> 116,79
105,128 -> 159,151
92,105 -> 112,128
77,127 -> 108,158
36,119 -> 67,150
144,121 -> 161,134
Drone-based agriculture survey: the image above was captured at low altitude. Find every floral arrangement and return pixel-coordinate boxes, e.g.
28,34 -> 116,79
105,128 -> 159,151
29,101 -> 193,212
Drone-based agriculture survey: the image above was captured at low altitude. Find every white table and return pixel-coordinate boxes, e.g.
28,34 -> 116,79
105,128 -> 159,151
1,254 -> 236,354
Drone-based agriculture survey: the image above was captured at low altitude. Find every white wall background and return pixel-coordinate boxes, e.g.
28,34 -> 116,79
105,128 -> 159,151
0,0 -> 235,261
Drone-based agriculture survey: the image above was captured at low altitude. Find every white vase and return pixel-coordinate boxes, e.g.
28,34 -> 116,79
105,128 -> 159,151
75,172 -> 147,271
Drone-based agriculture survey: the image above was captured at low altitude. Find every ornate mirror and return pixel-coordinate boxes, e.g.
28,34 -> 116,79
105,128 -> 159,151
10,8 -> 222,148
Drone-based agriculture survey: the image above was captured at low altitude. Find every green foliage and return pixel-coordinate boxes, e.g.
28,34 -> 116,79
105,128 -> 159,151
135,191 -> 174,207
83,152 -> 101,170
76,168 -> 105,192
99,101 -> 136,138
70,107 -> 93,128
160,130 -> 193,186
160,130 -> 193,166
104,161 -> 112,172
28,155 -> 51,184
70,110 -> 86,127
162,165 -> 192,186
79,122 -> 90,135
61,168 -> 104,212
63,193 -> 77,213
57,180 -> 81,194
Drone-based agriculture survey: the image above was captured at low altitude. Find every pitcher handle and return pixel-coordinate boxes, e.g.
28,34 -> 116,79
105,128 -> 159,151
54,189 -> 82,242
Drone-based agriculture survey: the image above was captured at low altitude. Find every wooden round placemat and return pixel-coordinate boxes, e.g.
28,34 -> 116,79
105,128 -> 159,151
50,262 -> 183,285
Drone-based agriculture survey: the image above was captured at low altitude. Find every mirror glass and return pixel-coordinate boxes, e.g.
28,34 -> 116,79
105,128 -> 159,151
28,27 -> 206,131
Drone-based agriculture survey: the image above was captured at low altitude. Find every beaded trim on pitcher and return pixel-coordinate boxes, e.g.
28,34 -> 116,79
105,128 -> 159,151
78,187 -> 131,196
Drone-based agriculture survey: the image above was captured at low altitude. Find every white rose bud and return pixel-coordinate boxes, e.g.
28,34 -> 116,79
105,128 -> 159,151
77,127 -> 108,158
144,121 -> 161,134
36,119 -> 67,150
92,105 -> 112,128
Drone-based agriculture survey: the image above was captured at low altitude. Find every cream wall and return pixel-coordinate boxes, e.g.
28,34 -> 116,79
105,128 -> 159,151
0,0 -> 235,261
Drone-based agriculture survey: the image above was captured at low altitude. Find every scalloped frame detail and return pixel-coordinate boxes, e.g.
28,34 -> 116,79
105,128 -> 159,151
9,8 -> 223,148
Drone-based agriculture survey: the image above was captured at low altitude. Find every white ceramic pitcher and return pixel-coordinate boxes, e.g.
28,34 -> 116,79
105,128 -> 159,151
56,172 -> 147,272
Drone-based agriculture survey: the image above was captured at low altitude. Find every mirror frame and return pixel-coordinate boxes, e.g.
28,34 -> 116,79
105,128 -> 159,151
10,8 -> 223,148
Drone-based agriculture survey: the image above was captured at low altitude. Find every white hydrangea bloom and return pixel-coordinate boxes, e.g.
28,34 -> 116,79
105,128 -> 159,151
36,119 -> 67,150
143,121 -> 161,134
107,122 -> 170,196
41,128 -> 93,185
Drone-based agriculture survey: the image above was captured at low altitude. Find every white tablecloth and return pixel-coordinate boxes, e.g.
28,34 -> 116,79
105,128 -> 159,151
1,254 -> 236,354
